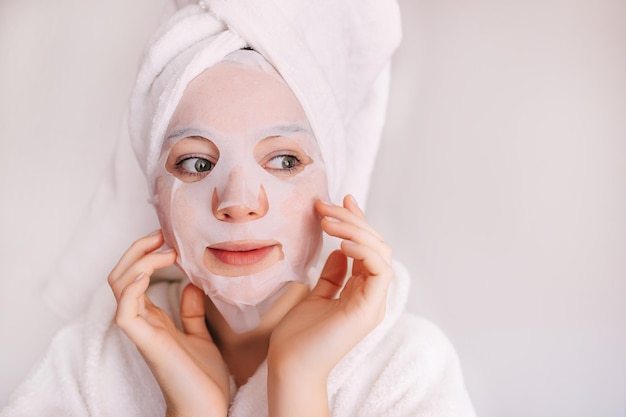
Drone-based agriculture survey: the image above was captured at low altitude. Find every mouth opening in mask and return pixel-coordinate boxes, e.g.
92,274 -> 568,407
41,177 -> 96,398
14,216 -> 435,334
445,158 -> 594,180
204,240 -> 284,276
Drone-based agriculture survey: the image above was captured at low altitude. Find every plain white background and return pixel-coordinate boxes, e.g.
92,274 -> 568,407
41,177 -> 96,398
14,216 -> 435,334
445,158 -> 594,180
1,0 -> 624,415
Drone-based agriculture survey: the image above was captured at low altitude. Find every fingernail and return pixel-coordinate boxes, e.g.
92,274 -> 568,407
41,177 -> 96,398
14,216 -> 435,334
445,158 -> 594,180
148,229 -> 161,237
133,272 -> 146,282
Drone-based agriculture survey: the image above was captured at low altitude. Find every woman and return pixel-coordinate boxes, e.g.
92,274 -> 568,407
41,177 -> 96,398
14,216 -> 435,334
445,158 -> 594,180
2,1 -> 475,416
112,45 -> 403,414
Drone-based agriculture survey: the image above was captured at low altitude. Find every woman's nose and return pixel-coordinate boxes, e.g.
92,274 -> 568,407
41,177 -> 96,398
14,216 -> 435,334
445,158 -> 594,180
211,169 -> 269,223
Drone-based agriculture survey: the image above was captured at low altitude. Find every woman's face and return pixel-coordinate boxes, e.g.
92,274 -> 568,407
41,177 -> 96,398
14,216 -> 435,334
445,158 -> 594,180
153,61 -> 329,315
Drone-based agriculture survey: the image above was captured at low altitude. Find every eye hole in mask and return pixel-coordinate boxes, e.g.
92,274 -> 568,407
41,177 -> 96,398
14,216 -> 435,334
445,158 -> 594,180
166,136 -> 219,182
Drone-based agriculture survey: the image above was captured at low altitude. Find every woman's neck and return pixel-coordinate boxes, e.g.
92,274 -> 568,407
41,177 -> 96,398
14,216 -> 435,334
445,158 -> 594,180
203,283 -> 309,387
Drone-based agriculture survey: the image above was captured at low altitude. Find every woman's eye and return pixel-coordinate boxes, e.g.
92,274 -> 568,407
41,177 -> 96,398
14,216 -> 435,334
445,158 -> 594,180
265,155 -> 301,172
176,157 -> 214,175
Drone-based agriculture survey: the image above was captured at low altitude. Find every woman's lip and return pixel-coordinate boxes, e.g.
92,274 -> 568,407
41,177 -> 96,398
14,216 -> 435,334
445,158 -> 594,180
208,240 -> 279,252
204,240 -> 284,275
208,246 -> 275,266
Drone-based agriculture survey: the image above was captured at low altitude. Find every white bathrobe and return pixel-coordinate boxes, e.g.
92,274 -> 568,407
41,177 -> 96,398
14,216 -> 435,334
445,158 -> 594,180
1,261 -> 476,417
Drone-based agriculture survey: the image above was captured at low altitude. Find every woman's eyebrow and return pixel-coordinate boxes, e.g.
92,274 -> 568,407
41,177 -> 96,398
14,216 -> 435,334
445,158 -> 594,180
165,127 -> 216,142
257,123 -> 311,138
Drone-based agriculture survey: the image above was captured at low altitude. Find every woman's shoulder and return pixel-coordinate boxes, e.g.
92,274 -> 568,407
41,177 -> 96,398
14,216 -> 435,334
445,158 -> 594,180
385,261 -> 460,358
393,313 -> 457,353
332,258 -> 477,417
342,313 -> 476,417
385,312 -> 464,381
1,280 -> 181,417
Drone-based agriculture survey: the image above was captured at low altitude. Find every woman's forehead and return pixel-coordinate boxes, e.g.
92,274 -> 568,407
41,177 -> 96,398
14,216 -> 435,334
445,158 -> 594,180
164,61 -> 322,156
168,62 -> 308,132
181,61 -> 296,106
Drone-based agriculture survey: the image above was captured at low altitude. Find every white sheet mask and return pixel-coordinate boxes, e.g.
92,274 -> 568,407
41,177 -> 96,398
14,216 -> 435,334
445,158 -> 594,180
151,56 -> 330,332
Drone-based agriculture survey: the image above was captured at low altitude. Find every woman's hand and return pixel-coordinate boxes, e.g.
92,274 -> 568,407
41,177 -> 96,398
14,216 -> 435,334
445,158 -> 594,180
267,195 -> 393,417
108,231 -> 230,417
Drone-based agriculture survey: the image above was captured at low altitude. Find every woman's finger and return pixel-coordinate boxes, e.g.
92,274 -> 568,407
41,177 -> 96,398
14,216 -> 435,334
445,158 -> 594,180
110,249 -> 177,300
336,241 -> 391,327
321,219 -> 392,264
114,272 -> 155,343
310,250 -> 348,300
341,240 -> 392,279
343,194 -> 366,220
108,230 -> 164,285
315,200 -> 385,243
180,284 -> 211,339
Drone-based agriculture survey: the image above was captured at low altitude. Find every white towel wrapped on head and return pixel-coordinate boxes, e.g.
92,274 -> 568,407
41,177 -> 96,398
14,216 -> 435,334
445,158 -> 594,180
130,0 -> 402,205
